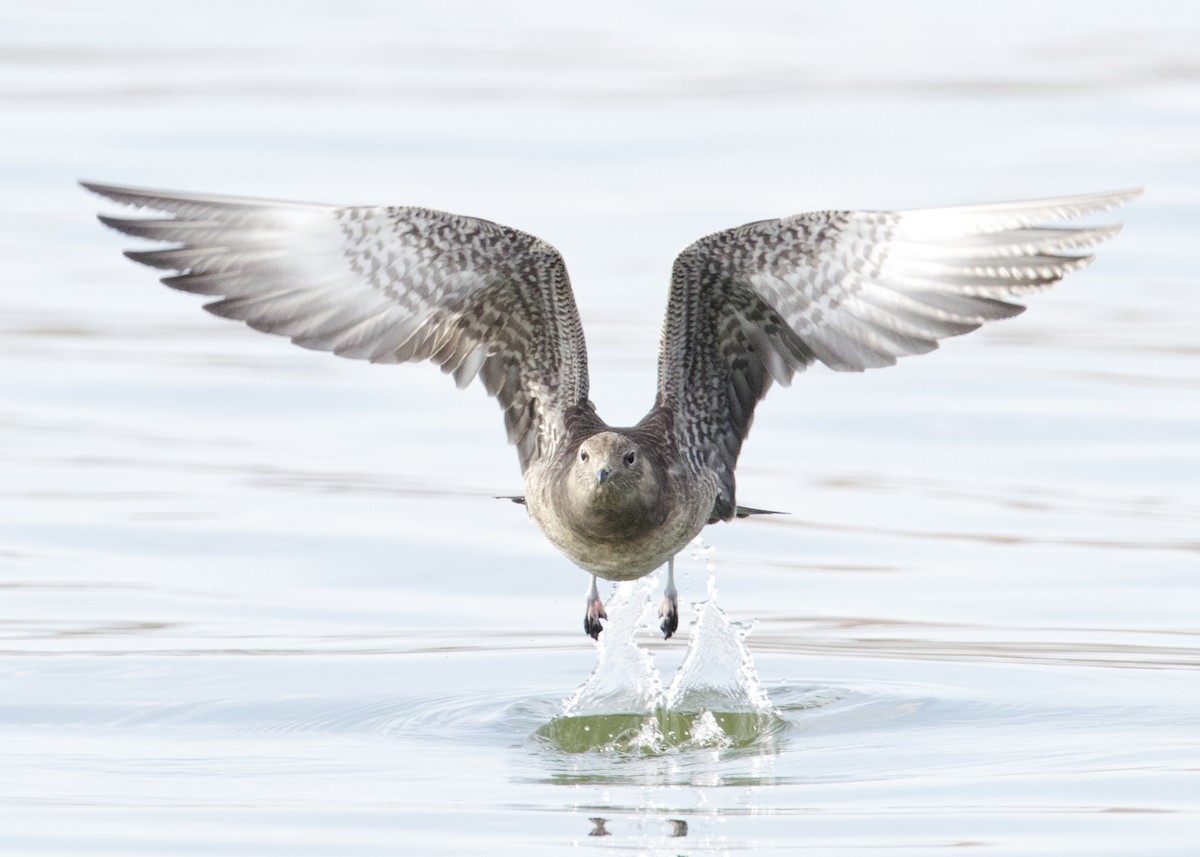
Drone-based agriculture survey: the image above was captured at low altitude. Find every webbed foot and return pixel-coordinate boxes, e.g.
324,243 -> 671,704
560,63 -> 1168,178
658,592 -> 679,639
659,557 -> 679,639
584,576 -> 606,639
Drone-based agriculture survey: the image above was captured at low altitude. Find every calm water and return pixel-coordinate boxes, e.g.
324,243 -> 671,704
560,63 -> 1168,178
3,1 -> 1199,853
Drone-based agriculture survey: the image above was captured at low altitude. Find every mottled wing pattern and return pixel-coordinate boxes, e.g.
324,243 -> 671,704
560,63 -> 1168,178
83,182 -> 590,472
657,189 -> 1141,520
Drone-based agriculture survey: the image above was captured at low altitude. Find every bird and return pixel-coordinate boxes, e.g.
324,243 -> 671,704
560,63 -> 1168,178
82,181 -> 1139,640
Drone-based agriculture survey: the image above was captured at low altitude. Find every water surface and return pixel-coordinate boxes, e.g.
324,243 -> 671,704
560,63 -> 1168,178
2,1 -> 1198,853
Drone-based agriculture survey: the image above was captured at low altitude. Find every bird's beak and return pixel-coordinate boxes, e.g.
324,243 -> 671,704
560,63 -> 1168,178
596,467 -> 611,485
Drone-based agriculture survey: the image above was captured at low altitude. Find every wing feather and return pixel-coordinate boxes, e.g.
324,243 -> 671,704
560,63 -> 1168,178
657,188 -> 1141,519
83,181 -> 590,472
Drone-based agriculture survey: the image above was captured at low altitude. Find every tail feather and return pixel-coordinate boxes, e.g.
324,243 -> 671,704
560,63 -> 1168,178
734,505 -> 785,518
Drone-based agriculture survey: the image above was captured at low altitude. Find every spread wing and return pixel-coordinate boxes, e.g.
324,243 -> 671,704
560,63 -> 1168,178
82,181 -> 590,473
656,188 -> 1141,520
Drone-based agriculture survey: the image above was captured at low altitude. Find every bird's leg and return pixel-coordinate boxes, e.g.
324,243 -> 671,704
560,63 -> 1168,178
583,575 -> 607,639
658,557 -> 679,639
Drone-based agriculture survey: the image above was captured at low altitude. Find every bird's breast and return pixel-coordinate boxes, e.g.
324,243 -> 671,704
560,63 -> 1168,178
523,464 -> 718,581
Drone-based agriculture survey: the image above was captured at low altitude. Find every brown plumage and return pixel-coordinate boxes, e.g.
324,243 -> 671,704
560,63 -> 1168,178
83,181 -> 1139,639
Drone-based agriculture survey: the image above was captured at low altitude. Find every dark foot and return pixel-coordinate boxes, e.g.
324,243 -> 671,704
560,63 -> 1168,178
584,581 -> 607,639
658,591 -> 679,639
659,557 -> 680,639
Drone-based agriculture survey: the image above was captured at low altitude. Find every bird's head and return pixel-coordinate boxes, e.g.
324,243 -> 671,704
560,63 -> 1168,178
567,431 -> 662,524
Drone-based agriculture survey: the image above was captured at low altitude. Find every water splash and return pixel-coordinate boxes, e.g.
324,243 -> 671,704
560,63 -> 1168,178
663,546 -> 774,715
539,539 -> 782,754
559,575 -> 662,718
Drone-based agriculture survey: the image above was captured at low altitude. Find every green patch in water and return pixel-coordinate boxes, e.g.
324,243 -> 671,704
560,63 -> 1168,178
536,708 -> 784,754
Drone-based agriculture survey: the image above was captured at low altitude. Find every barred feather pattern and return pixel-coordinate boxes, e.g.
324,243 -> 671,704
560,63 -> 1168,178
656,189 -> 1141,520
83,182 -> 590,472
85,181 -> 1138,548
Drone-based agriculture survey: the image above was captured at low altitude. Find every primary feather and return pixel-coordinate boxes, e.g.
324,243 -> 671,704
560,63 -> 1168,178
654,189 -> 1140,519
82,181 -> 590,472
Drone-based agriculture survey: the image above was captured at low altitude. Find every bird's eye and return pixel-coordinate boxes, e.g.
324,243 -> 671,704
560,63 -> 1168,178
579,449 -> 589,463
624,451 -> 637,466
